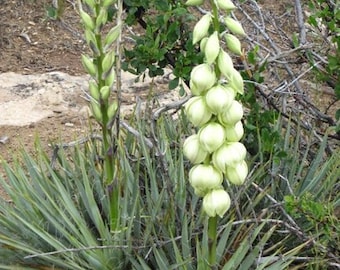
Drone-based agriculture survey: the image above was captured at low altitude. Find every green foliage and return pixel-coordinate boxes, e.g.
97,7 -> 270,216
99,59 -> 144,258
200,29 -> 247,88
284,193 -> 339,247
45,0 -> 65,20
121,0 -> 204,86
241,46 -> 283,162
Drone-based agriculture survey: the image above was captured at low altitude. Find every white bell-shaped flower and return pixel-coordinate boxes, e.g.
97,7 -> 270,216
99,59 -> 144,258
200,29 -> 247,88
185,96 -> 212,126
218,100 -> 243,126
205,84 -> 235,114
183,134 -> 209,164
189,164 -> 223,196
226,160 -> 248,185
225,17 -> 246,37
203,189 -> 231,217
190,64 -> 216,93
225,121 -> 244,142
225,33 -> 242,56
198,122 -> 226,153
212,142 -> 247,172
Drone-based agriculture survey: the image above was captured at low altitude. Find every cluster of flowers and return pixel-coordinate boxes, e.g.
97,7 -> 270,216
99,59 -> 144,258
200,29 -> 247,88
183,0 -> 248,218
79,0 -> 120,124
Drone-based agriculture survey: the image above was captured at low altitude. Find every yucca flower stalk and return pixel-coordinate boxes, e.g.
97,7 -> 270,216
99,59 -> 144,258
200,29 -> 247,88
78,0 -> 122,230
184,0 -> 247,266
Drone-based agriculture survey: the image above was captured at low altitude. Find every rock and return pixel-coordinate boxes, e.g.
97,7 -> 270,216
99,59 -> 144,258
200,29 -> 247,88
0,136 -> 9,144
0,70 -> 181,127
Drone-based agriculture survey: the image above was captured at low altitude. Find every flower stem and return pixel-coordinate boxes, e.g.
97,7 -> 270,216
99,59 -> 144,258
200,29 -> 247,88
211,0 -> 220,33
208,216 -> 218,267
93,2 -> 119,230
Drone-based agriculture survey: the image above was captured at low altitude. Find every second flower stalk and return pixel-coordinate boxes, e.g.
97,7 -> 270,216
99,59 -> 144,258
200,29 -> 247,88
183,2 -> 247,218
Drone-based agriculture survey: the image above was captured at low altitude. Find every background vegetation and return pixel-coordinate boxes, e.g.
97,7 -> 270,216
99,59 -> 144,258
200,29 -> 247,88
0,0 -> 339,269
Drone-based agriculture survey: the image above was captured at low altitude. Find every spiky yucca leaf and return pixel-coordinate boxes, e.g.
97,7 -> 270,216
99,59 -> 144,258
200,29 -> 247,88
0,141 -> 124,269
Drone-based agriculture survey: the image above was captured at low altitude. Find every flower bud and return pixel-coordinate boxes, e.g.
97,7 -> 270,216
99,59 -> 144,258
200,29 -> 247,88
89,81 -> 100,101
200,37 -> 208,52
185,0 -> 204,6
225,121 -> 244,142
84,29 -> 98,51
189,165 -> 223,196
79,9 -> 95,31
218,100 -> 243,125
205,31 -> 220,64
217,50 -> 234,79
226,160 -> 248,185
193,13 -> 212,45
225,17 -> 246,37
102,0 -> 115,7
183,134 -> 209,164
105,69 -> 116,88
81,54 -> 97,77
212,142 -> 247,172
225,34 -> 242,56
216,0 -> 236,11
228,68 -> 244,95
102,50 -> 115,75
185,96 -> 212,126
205,84 -> 235,114
190,64 -> 216,92
107,101 -> 118,120
198,122 -> 226,153
96,8 -> 108,32
190,80 -> 205,96
100,86 -> 110,100
203,189 -> 231,217
84,0 -> 96,10
90,100 -> 102,122
104,24 -> 122,52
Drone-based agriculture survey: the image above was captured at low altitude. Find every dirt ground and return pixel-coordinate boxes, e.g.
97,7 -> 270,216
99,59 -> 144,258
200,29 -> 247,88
0,0 -> 339,201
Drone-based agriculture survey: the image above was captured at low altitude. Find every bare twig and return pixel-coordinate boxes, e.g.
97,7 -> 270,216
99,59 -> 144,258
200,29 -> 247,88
294,0 -> 307,45
152,95 -> 190,121
120,120 -> 153,149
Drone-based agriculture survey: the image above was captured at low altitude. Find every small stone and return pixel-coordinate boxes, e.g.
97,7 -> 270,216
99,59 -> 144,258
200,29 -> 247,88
0,136 -> 9,144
